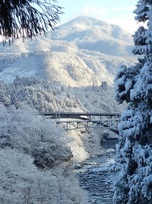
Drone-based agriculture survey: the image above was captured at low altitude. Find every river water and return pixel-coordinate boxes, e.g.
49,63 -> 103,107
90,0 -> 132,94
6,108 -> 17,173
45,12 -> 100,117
75,148 -> 117,204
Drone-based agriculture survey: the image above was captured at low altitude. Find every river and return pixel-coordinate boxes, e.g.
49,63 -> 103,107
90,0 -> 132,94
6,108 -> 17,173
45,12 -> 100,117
75,148 -> 117,204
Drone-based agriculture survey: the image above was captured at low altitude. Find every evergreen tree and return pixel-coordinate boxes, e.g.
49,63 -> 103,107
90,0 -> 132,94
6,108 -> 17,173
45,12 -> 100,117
114,0 -> 152,203
0,0 -> 63,40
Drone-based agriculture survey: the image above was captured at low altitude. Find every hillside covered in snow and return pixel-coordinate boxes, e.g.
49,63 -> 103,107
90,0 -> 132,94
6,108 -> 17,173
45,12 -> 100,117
0,16 -> 136,86
0,16 -> 134,203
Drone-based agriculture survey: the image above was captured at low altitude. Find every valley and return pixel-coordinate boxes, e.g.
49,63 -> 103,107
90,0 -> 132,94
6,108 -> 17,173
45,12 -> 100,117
0,16 -> 134,204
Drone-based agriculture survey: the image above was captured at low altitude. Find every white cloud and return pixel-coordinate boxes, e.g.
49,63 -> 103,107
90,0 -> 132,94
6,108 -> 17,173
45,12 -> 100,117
81,4 -> 108,17
108,16 -> 138,34
80,4 -> 138,34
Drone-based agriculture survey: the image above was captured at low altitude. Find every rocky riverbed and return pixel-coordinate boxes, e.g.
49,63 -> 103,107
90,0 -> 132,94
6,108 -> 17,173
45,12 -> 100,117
75,148 -> 117,204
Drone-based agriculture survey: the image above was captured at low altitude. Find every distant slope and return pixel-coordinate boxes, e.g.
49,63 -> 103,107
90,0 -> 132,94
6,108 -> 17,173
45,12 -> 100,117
50,16 -> 133,57
0,16 -> 136,86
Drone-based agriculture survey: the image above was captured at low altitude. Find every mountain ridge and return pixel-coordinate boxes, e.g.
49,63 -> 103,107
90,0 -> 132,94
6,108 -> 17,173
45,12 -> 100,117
55,16 -> 133,44
0,16 -> 136,86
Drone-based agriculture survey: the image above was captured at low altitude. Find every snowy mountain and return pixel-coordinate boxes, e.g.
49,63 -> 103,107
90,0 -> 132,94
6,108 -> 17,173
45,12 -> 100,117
0,16 -> 136,86
0,16 -> 135,203
50,16 -> 133,56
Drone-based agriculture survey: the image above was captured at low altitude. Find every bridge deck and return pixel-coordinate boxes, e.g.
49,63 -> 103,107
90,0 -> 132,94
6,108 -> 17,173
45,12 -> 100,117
41,112 -> 120,119
41,112 -> 120,134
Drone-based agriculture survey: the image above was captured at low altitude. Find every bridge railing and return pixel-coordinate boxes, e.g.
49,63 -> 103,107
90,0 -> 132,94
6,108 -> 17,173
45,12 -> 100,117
40,111 -> 120,134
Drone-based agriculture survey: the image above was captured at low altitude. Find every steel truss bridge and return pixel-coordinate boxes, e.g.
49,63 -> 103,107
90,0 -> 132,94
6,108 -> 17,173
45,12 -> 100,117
41,112 -> 120,134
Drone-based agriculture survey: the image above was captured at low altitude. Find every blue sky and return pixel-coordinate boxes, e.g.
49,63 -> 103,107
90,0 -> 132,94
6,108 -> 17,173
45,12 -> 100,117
58,0 -> 138,34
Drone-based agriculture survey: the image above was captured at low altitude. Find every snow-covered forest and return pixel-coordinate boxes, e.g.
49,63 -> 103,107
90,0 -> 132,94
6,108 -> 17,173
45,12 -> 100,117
0,76 -> 124,203
0,105 -> 85,204
0,76 -> 125,112
0,1 -> 151,202
0,1 -> 137,203
0,15 -> 131,203
114,0 -> 152,203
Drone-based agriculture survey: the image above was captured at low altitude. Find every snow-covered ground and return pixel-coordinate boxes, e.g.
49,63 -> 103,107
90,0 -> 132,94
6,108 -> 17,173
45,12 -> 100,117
0,16 -> 136,86
0,16 -> 133,203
